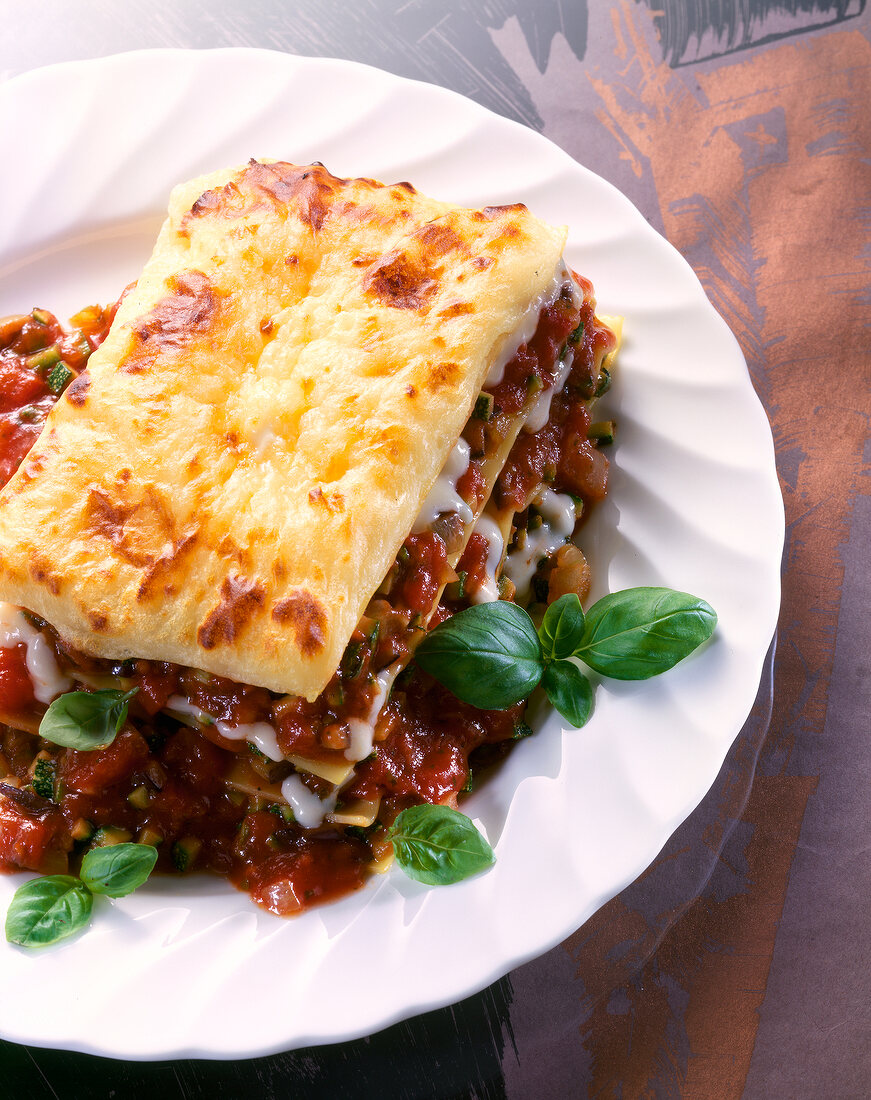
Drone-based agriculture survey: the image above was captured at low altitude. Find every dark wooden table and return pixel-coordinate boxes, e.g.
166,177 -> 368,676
2,2 -> 869,1096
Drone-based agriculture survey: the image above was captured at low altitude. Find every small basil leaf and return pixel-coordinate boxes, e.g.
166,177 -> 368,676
538,594 -> 586,661
39,688 -> 138,751
541,661 -> 594,728
576,587 -> 717,680
80,842 -> 158,898
388,804 -> 495,885
5,875 -> 93,948
414,601 -> 543,709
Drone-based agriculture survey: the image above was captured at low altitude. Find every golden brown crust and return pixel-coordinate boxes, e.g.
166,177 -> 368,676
0,161 -> 566,698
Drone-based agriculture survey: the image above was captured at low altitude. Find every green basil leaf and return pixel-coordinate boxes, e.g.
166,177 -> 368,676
576,587 -> 717,680
538,594 -> 586,661
39,688 -> 138,751
414,601 -> 543,709
388,804 -> 495,885
541,660 -> 594,727
80,842 -> 158,898
5,875 -> 93,948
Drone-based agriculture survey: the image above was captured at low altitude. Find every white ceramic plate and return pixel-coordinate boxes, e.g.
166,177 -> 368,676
0,49 -> 783,1059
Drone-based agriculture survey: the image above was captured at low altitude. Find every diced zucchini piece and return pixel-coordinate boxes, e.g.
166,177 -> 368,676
30,756 -> 57,801
26,345 -> 60,372
172,837 -> 202,872
72,332 -> 92,361
46,362 -> 74,395
127,786 -> 151,810
588,420 -> 615,445
594,366 -> 611,398
31,308 -> 52,326
268,803 -> 295,823
473,392 -> 494,420
70,818 -> 95,842
92,825 -> 133,847
444,570 -> 467,601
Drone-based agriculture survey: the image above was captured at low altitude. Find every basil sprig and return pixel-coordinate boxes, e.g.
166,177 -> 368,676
38,687 -> 138,751
6,843 -> 157,949
415,587 -> 716,728
387,804 -> 495,885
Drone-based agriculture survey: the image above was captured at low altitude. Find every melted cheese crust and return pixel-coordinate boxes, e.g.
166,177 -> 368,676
0,161 -> 566,699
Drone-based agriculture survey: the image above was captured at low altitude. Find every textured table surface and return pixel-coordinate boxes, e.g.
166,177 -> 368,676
1,2 -> 869,1096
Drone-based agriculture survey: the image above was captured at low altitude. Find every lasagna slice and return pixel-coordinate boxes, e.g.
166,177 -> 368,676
0,163 -> 619,913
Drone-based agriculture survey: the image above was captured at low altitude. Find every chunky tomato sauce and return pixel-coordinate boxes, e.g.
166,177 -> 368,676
0,284 -> 615,917
0,306 -> 117,485
496,278 -> 617,512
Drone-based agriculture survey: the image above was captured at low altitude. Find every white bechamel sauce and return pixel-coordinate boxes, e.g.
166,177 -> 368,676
469,515 -> 505,604
0,602 -> 71,704
166,694 -> 284,761
215,719 -> 283,762
165,695 -> 213,724
412,437 -> 474,533
280,773 -> 338,829
524,350 -> 574,434
503,489 -> 577,602
345,662 -> 400,762
484,262 -> 576,387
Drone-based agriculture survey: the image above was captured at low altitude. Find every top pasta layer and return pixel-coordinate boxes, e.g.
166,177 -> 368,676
0,161 -> 566,699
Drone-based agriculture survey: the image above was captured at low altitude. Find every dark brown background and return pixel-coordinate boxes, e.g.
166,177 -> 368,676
1,1 -> 869,1096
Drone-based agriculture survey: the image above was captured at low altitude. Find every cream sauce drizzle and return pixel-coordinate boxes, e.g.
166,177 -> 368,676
345,662 -> 400,762
165,695 -> 283,761
503,490 -> 577,603
485,262 -> 577,387
0,603 -> 71,704
469,515 -> 505,604
280,774 -> 338,829
524,350 -> 574,434
412,437 -> 473,533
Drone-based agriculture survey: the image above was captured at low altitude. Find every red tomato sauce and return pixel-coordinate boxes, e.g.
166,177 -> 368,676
0,305 -> 117,486
496,283 -> 616,512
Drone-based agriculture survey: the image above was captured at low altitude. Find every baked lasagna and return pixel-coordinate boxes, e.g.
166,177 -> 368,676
0,162 -> 619,915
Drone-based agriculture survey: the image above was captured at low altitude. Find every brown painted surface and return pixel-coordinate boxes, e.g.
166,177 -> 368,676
531,5 -> 871,1096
